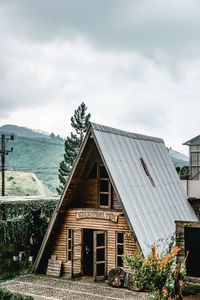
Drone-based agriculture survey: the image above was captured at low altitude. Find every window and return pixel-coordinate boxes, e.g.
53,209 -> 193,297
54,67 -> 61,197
190,145 -> 200,179
99,164 -> 111,208
116,232 -> 124,267
67,229 -> 73,261
140,158 -> 155,187
190,145 -> 198,152
191,153 -> 198,166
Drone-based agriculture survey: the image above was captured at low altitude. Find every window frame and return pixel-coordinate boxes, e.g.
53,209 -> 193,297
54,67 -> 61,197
98,163 -> 111,208
67,228 -> 73,262
116,232 -> 124,268
190,145 -> 200,179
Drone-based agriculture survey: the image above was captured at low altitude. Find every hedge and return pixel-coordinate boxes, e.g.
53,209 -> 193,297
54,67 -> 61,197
0,287 -> 33,300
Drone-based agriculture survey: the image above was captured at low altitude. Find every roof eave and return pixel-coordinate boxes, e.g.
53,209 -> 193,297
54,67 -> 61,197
183,134 -> 200,146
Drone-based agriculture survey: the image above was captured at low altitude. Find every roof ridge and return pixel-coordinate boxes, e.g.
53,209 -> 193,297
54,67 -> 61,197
183,134 -> 200,145
90,122 -> 164,144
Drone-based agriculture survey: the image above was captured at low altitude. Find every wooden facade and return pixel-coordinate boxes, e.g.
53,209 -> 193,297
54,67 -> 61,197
51,209 -> 137,279
36,138 -> 138,280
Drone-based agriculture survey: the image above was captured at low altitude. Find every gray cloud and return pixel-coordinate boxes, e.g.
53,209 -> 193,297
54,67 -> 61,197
0,0 -> 200,149
1,0 -> 200,58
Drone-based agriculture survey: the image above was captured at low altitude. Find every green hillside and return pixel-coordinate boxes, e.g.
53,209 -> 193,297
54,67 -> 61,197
0,125 -> 65,194
0,124 -> 50,138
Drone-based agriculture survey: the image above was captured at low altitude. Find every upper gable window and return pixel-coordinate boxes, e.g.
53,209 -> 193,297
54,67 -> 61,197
140,158 -> 155,187
99,164 -> 111,208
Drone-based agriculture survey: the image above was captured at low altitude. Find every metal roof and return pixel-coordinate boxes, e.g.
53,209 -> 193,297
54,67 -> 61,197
183,134 -> 200,145
91,123 -> 198,256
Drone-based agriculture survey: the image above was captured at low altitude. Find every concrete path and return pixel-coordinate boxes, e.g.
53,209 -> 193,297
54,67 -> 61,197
0,274 -> 148,300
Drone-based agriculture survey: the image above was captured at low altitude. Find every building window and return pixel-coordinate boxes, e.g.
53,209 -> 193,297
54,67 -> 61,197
99,164 -> 111,208
140,158 -> 155,187
67,229 -> 73,261
190,146 -> 200,179
116,232 -> 124,267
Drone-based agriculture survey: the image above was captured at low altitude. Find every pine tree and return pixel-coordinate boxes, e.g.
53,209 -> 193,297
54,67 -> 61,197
71,102 -> 91,142
57,102 -> 91,194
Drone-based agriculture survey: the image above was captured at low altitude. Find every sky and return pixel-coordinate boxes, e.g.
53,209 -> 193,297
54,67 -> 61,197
0,0 -> 200,153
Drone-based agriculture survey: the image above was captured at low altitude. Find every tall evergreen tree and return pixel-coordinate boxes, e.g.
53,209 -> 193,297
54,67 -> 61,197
71,102 -> 91,142
57,102 -> 91,194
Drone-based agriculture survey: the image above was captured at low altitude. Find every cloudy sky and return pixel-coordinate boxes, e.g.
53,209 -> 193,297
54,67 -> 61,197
0,0 -> 200,152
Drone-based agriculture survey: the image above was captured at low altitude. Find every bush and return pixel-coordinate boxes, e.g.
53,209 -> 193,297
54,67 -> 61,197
124,242 -> 185,299
0,287 -> 33,300
183,284 -> 200,296
0,288 -> 12,300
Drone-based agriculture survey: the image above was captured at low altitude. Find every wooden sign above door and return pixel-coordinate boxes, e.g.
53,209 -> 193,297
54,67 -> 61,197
76,210 -> 119,223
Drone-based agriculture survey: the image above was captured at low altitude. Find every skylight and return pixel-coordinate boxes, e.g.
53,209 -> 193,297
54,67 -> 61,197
140,158 -> 155,187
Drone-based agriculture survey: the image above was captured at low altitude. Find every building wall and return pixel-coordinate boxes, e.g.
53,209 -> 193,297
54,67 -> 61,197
73,178 -> 122,210
181,180 -> 200,199
51,208 -> 138,276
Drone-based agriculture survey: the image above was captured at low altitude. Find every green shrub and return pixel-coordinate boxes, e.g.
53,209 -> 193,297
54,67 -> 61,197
0,287 -> 33,300
124,243 -> 184,299
11,293 -> 33,299
183,284 -> 200,296
0,287 -> 12,300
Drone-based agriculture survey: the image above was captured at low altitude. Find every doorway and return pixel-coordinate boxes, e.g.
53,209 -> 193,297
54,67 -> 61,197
83,229 -> 93,276
185,226 -> 200,277
93,231 -> 107,280
82,229 -> 107,279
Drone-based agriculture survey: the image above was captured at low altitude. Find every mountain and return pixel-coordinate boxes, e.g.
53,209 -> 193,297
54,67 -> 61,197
0,124 -> 65,194
168,149 -> 189,167
0,124 -> 50,139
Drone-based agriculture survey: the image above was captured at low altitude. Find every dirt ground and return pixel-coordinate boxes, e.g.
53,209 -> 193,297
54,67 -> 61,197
0,274 -> 148,300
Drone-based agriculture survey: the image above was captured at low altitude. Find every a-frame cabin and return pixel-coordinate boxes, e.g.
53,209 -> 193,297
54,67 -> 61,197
33,123 -> 198,280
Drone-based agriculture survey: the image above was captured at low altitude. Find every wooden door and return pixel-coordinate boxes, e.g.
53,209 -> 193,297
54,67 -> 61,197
93,231 -> 107,280
72,229 -> 82,277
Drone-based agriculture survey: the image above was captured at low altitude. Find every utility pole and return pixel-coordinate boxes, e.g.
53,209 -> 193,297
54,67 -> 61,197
0,134 -> 14,196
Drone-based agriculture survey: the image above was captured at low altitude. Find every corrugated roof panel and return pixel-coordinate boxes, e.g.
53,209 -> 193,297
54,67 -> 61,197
92,123 -> 198,256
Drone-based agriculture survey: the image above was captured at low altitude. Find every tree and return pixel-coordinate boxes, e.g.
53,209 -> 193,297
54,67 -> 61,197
57,102 -> 91,194
71,102 -> 91,142
176,165 -> 189,179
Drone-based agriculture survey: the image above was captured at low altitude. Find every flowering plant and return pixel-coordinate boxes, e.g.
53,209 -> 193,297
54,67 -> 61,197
124,239 -> 187,300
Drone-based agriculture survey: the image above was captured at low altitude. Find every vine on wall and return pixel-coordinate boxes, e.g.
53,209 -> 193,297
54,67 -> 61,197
0,199 -> 57,250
